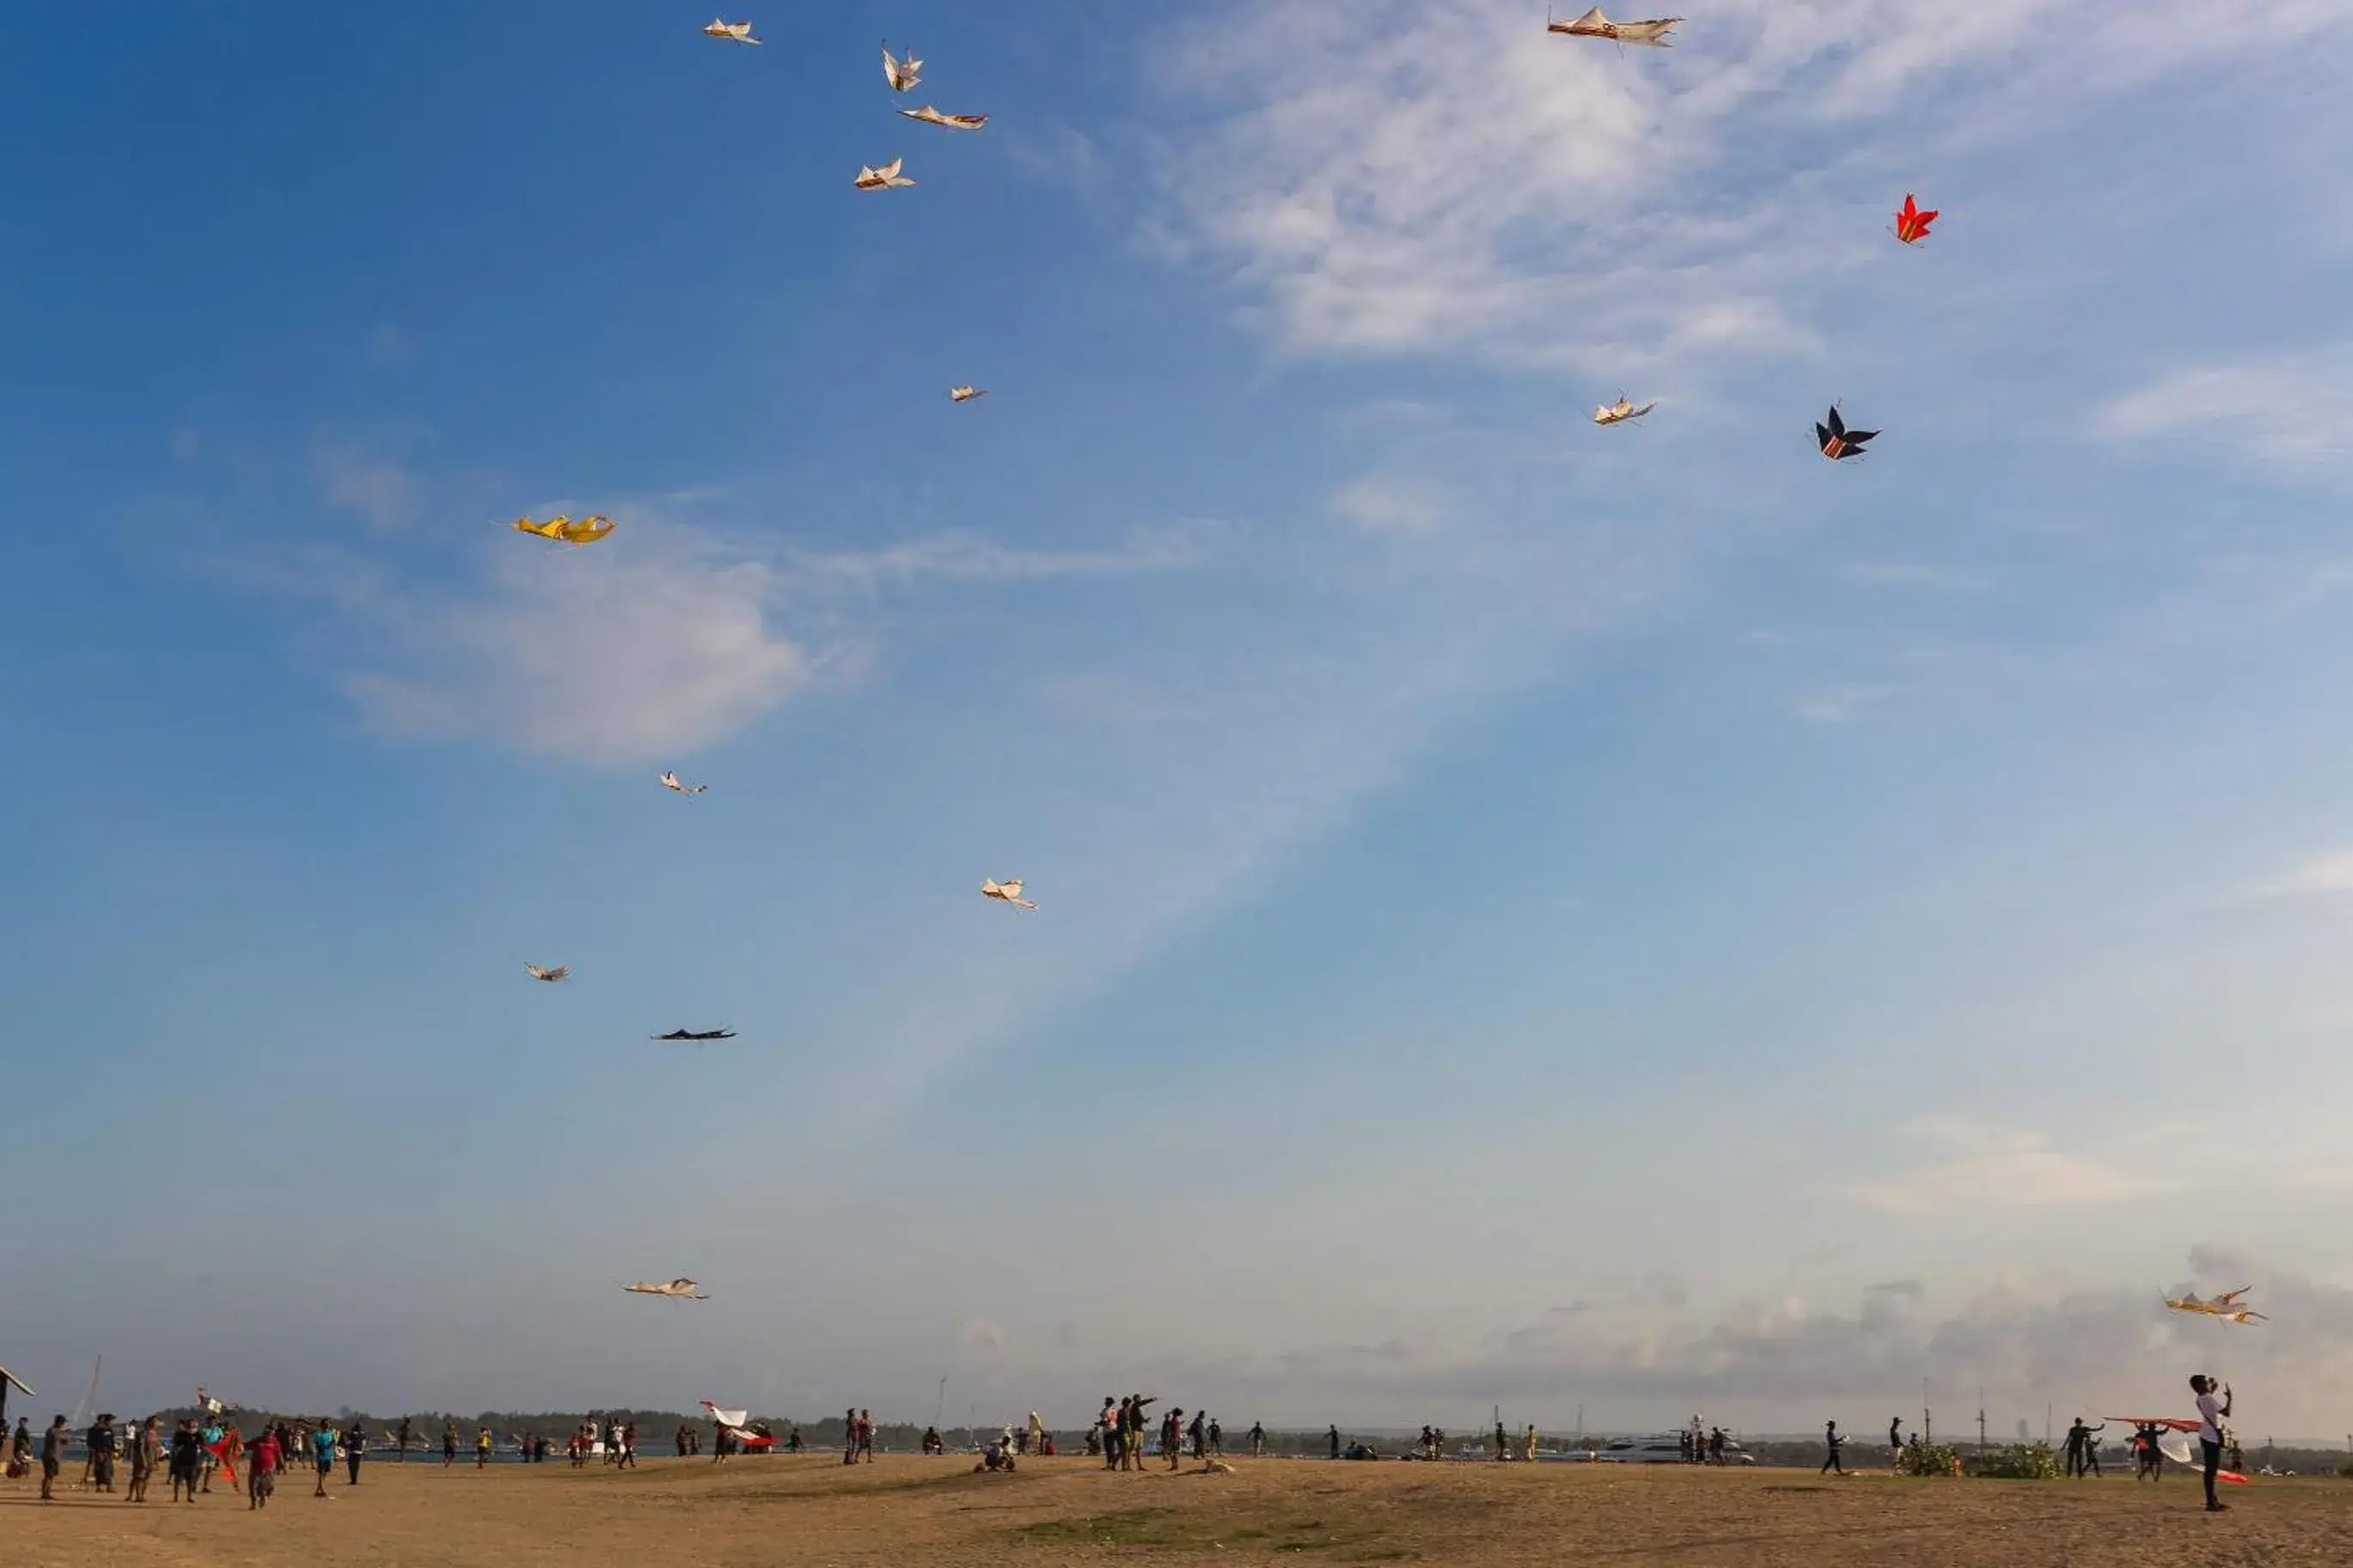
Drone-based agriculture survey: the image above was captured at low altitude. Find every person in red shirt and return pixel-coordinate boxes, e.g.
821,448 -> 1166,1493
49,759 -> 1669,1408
247,1428 -> 278,1510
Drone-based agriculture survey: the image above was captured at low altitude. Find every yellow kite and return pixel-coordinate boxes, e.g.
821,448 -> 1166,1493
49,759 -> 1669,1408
511,514 -> 615,545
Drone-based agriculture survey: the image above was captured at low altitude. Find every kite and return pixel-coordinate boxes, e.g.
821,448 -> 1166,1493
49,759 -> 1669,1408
882,41 -> 923,94
1547,7 -> 1683,46
1815,405 -> 1878,461
899,106 -> 987,131
701,1402 -> 779,1448
623,1278 -> 710,1299
0,1364 -> 31,1437
981,877 -> 1036,911
702,18 -> 761,46
2105,1418 -> 2251,1483
2167,1287 -> 2267,1324
950,386 -> 989,403
512,514 -> 614,545
1894,193 -> 1939,245
1592,393 -> 1656,426
653,1028 -> 736,1041
659,771 -> 708,794
854,157 -> 916,191
524,963 -> 571,983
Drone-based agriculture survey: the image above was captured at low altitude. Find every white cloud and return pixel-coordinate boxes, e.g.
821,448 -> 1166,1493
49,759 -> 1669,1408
1329,474 -> 1449,536
2255,848 -> 2353,897
1151,0 -> 2351,371
347,543 -> 809,764
1789,684 -> 1886,724
314,442 -> 413,529
2097,347 -> 2353,468
1843,1120 -> 2183,1217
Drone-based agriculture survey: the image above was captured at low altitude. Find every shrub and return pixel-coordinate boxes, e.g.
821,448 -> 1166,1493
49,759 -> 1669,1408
1897,1443 -> 1964,1477
1972,1442 -> 2062,1480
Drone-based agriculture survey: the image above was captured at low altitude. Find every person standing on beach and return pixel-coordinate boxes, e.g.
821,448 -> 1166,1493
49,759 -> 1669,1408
1188,1410 -> 1207,1460
1249,1421 -> 1265,1457
621,1421 -> 638,1468
396,1416 -> 412,1461
857,1409 -> 875,1462
2192,1375 -> 2232,1513
89,1413 -> 119,1492
1525,1425 -> 1540,1462
1327,1425 -> 1341,1461
1129,1397 -> 1153,1473
248,1425 -> 278,1509
345,1420 -> 366,1486
443,1421 -> 457,1467
1163,1407 -> 1185,1471
127,1417 -> 159,1502
1494,1420 -> 1509,1462
168,1419 -> 201,1504
9,1415 -> 32,1479
309,1423 -> 333,1498
1821,1420 -> 1845,1474
475,1427 -> 492,1468
1209,1417 -> 1223,1457
41,1414 -> 70,1501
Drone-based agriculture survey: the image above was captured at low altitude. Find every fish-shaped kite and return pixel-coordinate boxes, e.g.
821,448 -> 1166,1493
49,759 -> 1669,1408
899,106 -> 987,131
854,157 -> 916,192
1893,192 -> 1939,245
659,771 -> 708,794
2167,1287 -> 2267,1324
950,386 -> 989,403
623,1278 -> 710,1299
982,877 -> 1037,911
1593,393 -> 1656,426
1815,405 -> 1878,461
512,514 -> 615,545
1548,7 -> 1683,46
524,963 -> 571,983
702,18 -> 760,46
652,1028 -> 736,1041
882,41 -> 923,94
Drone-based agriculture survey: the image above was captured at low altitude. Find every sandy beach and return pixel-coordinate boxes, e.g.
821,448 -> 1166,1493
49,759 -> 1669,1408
7,1453 -> 2350,1567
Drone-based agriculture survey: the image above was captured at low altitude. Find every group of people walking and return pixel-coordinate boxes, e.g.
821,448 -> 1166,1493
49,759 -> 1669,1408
1089,1395 -> 1240,1468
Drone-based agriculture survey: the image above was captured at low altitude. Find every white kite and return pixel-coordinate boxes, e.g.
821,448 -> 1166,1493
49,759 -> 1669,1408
1548,7 -> 1683,46
700,1401 -> 779,1449
2167,1286 -> 2267,1324
623,1278 -> 710,1300
899,105 -> 987,131
659,771 -> 708,794
524,963 -> 571,983
701,18 -> 761,46
1592,393 -> 1656,426
881,41 -> 923,93
854,157 -> 916,192
981,877 -> 1036,911
950,385 -> 988,403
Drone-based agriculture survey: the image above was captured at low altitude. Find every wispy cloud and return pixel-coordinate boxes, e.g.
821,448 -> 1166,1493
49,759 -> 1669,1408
2096,345 -> 2353,467
1329,474 -> 1449,536
1151,0 -> 2350,373
1841,1120 -> 2183,1216
1789,683 -> 1889,725
2254,848 -> 2353,897
313,442 -> 414,530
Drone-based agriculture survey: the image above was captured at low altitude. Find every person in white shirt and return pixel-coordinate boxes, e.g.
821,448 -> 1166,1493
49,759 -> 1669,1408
2191,1374 -> 2232,1512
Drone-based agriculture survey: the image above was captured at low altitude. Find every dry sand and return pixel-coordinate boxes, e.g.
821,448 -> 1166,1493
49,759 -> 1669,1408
7,1453 -> 2350,1567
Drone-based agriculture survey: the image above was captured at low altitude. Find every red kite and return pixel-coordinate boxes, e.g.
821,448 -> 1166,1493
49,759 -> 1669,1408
1894,193 -> 1938,245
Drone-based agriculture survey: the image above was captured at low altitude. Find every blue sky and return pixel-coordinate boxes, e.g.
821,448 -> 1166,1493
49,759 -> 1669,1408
8,0 -> 2353,1438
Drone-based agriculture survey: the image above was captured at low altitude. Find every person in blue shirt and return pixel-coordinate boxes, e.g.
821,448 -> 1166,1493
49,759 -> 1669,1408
311,1425 -> 338,1498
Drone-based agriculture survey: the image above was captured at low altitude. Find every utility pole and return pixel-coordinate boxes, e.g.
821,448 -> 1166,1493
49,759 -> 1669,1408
1977,1387 -> 1986,1454
1922,1378 -> 1931,1447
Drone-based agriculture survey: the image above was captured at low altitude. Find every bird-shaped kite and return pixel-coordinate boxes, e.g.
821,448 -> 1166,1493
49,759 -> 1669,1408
1548,7 -> 1683,46
524,963 -> 571,983
950,386 -> 989,403
899,106 -> 987,131
512,514 -> 615,545
658,771 -> 708,794
623,1278 -> 710,1299
981,877 -> 1037,911
701,18 -> 760,46
854,157 -> 916,192
1815,405 -> 1878,461
882,41 -> 923,93
1593,393 -> 1656,426
653,1028 -> 736,1041
2167,1287 -> 2267,1324
701,1402 -> 779,1449
1893,192 -> 1939,245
